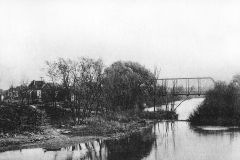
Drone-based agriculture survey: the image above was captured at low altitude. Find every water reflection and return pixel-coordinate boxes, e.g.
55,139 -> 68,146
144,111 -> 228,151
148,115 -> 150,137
2,122 -> 240,160
190,125 -> 240,134
104,127 -> 155,160
149,122 -> 240,160
60,127 -> 156,160
0,127 -> 156,160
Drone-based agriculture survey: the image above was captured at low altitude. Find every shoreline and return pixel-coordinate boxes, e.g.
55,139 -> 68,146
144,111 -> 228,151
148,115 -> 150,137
0,119 -> 156,152
3,118 -> 238,152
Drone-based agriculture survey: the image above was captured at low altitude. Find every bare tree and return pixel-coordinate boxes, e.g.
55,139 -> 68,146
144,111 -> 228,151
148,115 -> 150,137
45,57 -> 104,124
73,58 -> 104,123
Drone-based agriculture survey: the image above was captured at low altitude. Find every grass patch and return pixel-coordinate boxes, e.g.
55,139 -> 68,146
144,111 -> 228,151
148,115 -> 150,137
72,109 -> 177,136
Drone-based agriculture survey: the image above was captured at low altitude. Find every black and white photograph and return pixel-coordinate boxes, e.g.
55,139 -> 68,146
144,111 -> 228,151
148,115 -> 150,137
0,0 -> 240,159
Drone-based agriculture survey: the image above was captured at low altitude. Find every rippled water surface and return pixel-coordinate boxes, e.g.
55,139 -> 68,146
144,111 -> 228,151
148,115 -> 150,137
2,98 -> 240,160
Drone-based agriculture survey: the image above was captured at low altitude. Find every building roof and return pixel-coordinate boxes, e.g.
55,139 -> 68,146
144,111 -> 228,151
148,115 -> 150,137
42,82 -> 60,89
28,80 -> 45,89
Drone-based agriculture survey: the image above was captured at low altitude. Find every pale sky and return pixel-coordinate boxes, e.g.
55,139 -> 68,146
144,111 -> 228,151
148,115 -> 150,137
0,0 -> 240,89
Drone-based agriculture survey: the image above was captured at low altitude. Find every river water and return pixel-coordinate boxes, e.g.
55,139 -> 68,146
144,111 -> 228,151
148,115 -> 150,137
144,97 -> 205,120
1,98 -> 240,160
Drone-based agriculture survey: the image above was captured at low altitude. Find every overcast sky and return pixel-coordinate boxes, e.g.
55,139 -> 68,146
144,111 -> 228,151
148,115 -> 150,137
0,0 -> 240,89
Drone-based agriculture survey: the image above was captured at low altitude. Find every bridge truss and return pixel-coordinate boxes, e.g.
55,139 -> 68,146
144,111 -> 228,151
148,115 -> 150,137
153,77 -> 215,112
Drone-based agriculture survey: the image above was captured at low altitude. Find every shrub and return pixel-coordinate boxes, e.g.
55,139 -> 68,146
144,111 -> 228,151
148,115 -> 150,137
189,82 -> 240,125
104,110 -> 140,123
0,104 -> 42,133
84,115 -> 127,134
43,104 -> 72,124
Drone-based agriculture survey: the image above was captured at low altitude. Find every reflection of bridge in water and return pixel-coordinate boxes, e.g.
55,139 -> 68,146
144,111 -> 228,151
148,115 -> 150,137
153,77 -> 215,111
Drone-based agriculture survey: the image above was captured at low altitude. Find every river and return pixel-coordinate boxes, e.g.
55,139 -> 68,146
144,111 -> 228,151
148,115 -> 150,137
1,98 -> 240,160
145,97 -> 205,120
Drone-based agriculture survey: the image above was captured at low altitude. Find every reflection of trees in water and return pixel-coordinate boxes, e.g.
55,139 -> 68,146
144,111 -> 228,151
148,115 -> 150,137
2,126 -> 158,160
56,128 -> 156,160
104,127 -> 156,160
59,140 -> 107,160
154,121 -> 176,157
189,124 -> 239,146
37,123 -> 176,160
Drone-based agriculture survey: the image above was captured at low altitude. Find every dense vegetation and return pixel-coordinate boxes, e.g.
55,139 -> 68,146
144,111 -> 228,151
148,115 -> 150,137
44,58 -> 158,124
189,75 -> 240,125
0,103 -> 42,133
103,61 -> 155,111
1,57 -> 171,134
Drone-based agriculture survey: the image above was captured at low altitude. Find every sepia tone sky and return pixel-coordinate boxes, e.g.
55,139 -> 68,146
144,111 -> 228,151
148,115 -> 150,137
0,0 -> 240,89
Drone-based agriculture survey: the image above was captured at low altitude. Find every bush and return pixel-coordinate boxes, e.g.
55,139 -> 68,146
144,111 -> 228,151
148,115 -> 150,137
43,104 -> 72,124
189,82 -> 240,125
0,104 -> 42,133
104,110 -> 140,123
84,116 -> 127,134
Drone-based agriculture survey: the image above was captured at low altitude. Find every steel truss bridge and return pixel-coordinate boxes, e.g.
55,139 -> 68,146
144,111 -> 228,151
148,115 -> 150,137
153,77 -> 216,112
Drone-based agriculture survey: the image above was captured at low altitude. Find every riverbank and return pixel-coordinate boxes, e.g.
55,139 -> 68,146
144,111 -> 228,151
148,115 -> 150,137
0,110 -> 175,152
0,121 -> 151,152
